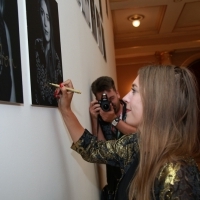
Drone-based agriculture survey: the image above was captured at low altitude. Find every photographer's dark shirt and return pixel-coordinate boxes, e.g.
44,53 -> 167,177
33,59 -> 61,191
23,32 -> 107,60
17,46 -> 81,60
98,100 -> 128,195
98,100 -> 126,140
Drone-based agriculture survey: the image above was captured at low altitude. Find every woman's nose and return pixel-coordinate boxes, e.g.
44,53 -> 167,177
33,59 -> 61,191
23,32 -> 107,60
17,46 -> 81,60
122,91 -> 131,102
43,15 -> 47,26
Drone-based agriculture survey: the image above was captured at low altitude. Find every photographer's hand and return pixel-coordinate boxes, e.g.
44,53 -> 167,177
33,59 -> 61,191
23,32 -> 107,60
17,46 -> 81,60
100,103 -> 137,135
89,100 -> 106,140
99,104 -> 116,123
89,100 -> 101,119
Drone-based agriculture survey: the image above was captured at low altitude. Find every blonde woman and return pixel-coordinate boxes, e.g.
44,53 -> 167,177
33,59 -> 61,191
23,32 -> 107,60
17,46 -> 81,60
56,65 -> 200,200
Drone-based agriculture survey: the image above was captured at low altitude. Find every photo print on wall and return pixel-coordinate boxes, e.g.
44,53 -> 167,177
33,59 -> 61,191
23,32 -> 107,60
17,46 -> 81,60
0,0 -> 23,104
90,0 -> 97,41
101,25 -> 106,61
75,0 -> 106,62
26,0 -> 63,107
82,0 -> 91,27
96,8 -> 103,54
77,0 -> 82,7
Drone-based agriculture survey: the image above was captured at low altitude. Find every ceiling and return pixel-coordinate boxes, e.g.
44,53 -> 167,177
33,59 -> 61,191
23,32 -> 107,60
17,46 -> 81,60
109,0 -> 200,65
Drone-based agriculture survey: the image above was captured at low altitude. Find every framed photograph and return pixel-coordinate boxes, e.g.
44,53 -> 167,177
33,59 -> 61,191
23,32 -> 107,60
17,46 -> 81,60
0,0 -> 23,104
90,0 -> 97,42
26,0 -> 63,107
99,0 -> 103,21
77,0 -> 82,7
96,8 -> 103,55
82,0 -> 91,27
101,24 -> 107,61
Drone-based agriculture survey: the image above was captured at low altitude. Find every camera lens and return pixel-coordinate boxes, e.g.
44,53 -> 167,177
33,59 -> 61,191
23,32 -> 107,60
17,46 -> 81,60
103,104 -> 109,110
100,93 -> 110,112
102,103 -> 110,111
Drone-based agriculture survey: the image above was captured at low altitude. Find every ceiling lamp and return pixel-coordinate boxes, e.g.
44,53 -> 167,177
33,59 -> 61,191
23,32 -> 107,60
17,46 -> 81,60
128,14 -> 144,27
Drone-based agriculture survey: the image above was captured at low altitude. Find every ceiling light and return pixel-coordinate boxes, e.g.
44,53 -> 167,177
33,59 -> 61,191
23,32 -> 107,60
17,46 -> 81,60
132,20 -> 140,27
128,14 -> 144,27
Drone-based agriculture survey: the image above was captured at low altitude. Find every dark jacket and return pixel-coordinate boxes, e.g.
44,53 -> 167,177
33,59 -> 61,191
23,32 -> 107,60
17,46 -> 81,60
72,129 -> 200,200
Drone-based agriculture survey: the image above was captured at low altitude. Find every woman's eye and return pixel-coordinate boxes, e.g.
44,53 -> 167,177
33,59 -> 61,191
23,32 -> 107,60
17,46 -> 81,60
132,88 -> 136,93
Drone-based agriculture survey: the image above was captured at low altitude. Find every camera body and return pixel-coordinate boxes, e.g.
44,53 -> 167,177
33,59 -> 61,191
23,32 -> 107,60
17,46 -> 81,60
98,93 -> 110,112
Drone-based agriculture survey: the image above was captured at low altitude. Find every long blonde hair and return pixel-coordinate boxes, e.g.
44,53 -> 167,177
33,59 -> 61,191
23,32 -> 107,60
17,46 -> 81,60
129,65 -> 200,200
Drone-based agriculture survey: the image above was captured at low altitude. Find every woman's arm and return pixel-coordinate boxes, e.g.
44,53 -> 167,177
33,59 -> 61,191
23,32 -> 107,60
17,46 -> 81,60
56,80 -> 139,169
56,80 -> 85,143
72,129 -> 138,169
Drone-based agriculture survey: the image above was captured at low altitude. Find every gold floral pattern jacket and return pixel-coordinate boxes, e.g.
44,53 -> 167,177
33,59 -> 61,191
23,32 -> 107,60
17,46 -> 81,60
72,129 -> 200,200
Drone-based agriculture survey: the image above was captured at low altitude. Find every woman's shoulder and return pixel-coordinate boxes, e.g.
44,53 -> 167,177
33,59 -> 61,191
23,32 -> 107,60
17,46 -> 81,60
155,158 -> 200,199
158,158 -> 200,179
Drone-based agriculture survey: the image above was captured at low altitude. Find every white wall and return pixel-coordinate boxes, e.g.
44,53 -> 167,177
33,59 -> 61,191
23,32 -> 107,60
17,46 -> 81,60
0,0 -> 116,199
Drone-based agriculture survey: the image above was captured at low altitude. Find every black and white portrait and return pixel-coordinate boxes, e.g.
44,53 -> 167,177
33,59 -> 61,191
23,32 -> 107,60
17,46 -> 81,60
101,24 -> 106,61
96,8 -> 103,54
0,0 -> 23,103
82,0 -> 90,27
77,0 -> 82,7
26,0 -> 63,107
90,0 -> 97,41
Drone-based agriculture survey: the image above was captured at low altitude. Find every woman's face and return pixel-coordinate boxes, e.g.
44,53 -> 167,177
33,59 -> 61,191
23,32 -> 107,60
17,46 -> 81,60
122,76 -> 143,128
40,0 -> 50,43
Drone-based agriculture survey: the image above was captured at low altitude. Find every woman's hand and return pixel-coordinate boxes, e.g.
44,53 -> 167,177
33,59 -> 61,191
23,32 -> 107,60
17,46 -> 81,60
54,79 -> 85,143
55,79 -> 74,112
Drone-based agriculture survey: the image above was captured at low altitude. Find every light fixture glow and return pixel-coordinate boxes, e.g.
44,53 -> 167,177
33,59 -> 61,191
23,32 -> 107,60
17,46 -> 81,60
132,20 -> 140,27
128,14 -> 144,28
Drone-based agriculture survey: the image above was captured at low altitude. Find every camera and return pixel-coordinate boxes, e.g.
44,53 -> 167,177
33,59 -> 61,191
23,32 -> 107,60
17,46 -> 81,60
98,93 -> 110,112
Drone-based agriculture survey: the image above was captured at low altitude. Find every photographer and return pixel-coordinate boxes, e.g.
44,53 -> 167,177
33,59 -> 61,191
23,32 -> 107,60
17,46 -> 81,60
89,76 -> 136,200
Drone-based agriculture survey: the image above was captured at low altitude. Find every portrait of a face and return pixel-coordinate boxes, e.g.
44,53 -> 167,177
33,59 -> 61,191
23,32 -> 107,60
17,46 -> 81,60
26,0 -> 63,107
0,0 -> 23,104
40,0 -> 51,43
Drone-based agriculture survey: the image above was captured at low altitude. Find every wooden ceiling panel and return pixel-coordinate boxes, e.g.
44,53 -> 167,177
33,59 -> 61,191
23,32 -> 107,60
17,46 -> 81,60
110,0 -> 128,2
109,0 -> 200,61
174,2 -> 200,31
112,6 -> 166,35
